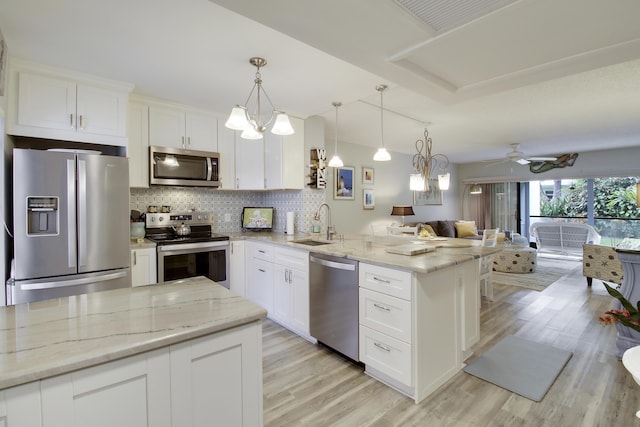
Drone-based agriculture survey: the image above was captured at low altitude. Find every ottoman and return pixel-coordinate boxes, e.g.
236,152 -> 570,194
493,246 -> 537,273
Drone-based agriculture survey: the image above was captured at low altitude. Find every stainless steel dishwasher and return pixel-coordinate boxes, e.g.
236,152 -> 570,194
309,252 -> 359,361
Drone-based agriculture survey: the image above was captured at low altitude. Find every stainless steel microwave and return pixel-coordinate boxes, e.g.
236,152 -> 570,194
150,146 -> 220,187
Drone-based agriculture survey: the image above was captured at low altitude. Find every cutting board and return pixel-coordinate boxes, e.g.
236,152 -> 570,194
385,244 -> 435,256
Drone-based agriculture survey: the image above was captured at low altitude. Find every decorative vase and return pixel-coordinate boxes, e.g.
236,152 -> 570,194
130,222 -> 145,240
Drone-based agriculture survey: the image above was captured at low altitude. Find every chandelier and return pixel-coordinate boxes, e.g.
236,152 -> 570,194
225,57 -> 294,140
409,127 -> 450,191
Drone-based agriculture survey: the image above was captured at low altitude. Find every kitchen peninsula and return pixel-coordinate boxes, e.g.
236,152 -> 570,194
0,277 -> 266,427
234,233 -> 500,403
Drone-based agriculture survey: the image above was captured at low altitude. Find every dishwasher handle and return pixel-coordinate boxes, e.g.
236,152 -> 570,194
310,255 -> 356,271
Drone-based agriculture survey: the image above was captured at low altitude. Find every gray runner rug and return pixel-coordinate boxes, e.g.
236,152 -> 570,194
463,335 -> 573,401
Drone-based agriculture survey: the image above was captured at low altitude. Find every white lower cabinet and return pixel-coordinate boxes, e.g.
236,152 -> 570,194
3,323 -> 263,427
273,247 -> 310,337
130,247 -> 157,287
243,242 -> 313,340
40,348 -> 171,427
245,242 -> 275,314
0,382 -> 42,427
170,323 -> 263,427
230,241 -> 246,296
359,260 -> 480,403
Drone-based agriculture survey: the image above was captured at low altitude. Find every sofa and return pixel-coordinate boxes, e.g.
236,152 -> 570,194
583,243 -> 623,286
419,220 -> 483,240
530,222 -> 601,257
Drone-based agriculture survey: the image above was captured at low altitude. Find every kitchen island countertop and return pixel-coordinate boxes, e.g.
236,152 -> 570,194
0,277 -> 266,390
228,232 -> 501,274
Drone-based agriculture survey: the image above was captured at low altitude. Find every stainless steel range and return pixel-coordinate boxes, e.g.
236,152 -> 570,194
145,212 -> 230,288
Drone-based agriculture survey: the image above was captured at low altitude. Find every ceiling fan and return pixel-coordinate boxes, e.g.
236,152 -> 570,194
493,143 -> 558,165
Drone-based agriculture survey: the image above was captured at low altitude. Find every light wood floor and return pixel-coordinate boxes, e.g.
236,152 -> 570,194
262,263 -> 640,426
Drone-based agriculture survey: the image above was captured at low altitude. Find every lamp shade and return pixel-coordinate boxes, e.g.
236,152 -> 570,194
470,183 -> 482,194
391,205 -> 415,217
438,173 -> 450,191
241,125 -> 263,140
271,113 -> 294,135
225,106 -> 249,130
328,155 -> 344,168
374,147 -> 391,161
409,173 -> 425,191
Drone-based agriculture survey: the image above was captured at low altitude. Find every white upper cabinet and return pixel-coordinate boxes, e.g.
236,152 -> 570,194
7,59 -> 132,146
216,118 -> 236,190
149,105 -> 217,152
264,116 -> 304,190
127,100 -> 149,188
235,139 -> 265,190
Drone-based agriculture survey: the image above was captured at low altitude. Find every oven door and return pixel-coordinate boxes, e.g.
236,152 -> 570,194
157,241 -> 229,288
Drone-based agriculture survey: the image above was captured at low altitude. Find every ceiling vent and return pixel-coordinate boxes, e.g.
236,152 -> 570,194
393,0 -> 517,32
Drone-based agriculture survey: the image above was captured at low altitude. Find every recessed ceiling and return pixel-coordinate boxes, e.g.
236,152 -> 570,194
0,0 -> 639,164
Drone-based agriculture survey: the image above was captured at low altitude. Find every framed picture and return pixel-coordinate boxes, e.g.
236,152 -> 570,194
334,166 -> 355,200
363,189 -> 375,209
362,167 -> 374,185
413,179 -> 443,205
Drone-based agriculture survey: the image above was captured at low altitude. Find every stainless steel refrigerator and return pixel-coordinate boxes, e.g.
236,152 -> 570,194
7,148 -> 130,304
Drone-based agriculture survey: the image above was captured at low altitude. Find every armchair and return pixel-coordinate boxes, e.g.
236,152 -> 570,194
583,244 -> 623,287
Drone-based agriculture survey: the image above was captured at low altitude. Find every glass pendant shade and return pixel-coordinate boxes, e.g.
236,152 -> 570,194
328,155 -> 344,168
409,173 -> 425,191
438,173 -> 450,190
271,113 -> 294,135
225,106 -> 249,130
374,147 -> 391,161
241,125 -> 263,140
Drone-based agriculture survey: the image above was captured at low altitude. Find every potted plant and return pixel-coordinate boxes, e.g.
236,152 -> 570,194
599,283 -> 640,332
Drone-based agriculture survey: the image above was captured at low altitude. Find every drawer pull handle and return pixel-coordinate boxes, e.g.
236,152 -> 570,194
374,342 -> 391,352
258,268 -> 266,273
258,250 -> 266,253
373,303 -> 391,311
373,276 -> 391,284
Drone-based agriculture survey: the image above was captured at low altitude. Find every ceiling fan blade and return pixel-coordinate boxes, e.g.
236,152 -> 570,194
526,156 -> 557,161
515,158 -> 530,165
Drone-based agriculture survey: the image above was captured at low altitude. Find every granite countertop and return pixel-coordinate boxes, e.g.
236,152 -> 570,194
0,277 -> 266,390
228,232 -> 501,274
130,238 -> 157,249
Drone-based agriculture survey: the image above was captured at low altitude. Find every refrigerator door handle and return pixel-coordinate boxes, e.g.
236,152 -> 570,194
67,159 -> 77,269
18,271 -> 128,291
78,159 -> 87,268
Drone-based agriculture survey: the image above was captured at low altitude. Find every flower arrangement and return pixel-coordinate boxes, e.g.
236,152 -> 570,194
599,282 -> 640,333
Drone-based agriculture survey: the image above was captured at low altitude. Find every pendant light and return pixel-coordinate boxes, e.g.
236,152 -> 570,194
328,102 -> 344,168
373,84 -> 391,161
225,57 -> 294,140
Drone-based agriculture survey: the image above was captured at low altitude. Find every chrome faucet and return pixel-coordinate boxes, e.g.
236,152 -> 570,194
314,203 -> 335,240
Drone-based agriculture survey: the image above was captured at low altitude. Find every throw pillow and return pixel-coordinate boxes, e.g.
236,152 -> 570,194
438,220 -> 456,237
421,224 -> 436,237
455,221 -> 478,238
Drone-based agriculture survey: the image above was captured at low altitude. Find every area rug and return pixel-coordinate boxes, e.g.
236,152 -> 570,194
492,256 -> 581,291
463,335 -> 573,401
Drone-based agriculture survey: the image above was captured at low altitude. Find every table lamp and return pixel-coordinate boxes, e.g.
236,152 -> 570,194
391,205 -> 415,226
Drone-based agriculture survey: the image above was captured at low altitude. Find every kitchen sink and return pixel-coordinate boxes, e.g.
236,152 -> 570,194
293,239 -> 333,246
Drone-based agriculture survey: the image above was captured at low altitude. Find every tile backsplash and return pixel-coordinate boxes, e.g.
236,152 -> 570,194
130,187 -> 326,234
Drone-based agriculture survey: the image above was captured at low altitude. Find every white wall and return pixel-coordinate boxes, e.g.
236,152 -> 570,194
322,140 -> 461,236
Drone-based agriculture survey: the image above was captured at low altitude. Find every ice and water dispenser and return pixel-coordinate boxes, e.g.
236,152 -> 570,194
26,197 -> 59,235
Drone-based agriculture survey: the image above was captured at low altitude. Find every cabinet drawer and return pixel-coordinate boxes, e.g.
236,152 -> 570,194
359,325 -> 412,386
359,288 -> 411,343
275,247 -> 308,270
359,263 -> 412,300
249,242 -> 275,262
